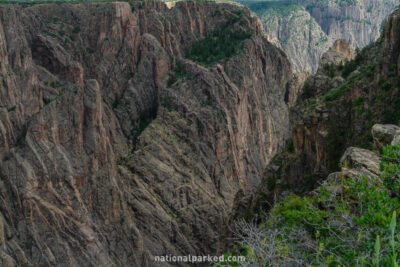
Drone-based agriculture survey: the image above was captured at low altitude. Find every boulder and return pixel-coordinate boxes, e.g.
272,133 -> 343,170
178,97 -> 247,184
340,147 -> 381,177
372,124 -> 400,151
392,134 -> 400,145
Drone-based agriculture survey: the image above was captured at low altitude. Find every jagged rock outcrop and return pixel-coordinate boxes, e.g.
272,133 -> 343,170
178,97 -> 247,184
286,72 -> 308,108
0,1 -> 292,266
322,123 -> 396,195
372,124 -> 400,151
381,7 -> 400,77
320,39 -> 354,67
246,2 -> 330,73
241,0 -> 398,73
339,147 -> 381,177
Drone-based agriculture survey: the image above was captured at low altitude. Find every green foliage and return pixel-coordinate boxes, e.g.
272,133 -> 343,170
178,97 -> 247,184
72,26 -> 81,34
7,106 -> 16,112
381,97 -> 400,124
309,99 -> 317,109
381,144 -> 400,196
46,31 -> 57,38
347,176 -> 400,227
234,145 -> 400,266
302,81 -> 313,98
272,195 -> 328,231
354,96 -> 364,107
167,61 -> 190,88
366,64 -> 376,78
321,84 -> 348,101
379,78 -> 392,91
163,103 -> 174,112
86,47 -> 95,54
185,13 -> 251,66
286,139 -> 294,153
348,73 -> 361,84
375,235 -> 381,267
323,63 -> 336,78
341,50 -> 364,78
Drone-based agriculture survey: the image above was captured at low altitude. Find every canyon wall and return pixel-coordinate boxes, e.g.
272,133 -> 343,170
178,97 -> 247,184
247,7 -> 400,217
0,1 -> 292,266
243,0 -> 398,73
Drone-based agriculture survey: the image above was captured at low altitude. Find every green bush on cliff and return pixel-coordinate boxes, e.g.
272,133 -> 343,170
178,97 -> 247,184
341,48 -> 364,78
321,84 -> 349,101
381,145 -> 400,196
185,14 -> 251,66
223,144 -> 400,266
167,61 -> 191,87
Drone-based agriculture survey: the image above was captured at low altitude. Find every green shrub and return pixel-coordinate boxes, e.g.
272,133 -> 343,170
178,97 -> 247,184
341,50 -> 364,78
323,63 -> 335,78
381,144 -> 400,196
167,61 -> 191,88
185,15 -> 251,66
309,99 -> 317,109
379,79 -> 392,91
86,47 -> 95,54
286,139 -> 294,153
271,195 -> 328,232
354,97 -> 364,107
366,64 -> 376,78
46,31 -> 57,38
72,26 -> 81,33
302,82 -> 313,98
231,145 -> 400,266
321,85 -> 348,101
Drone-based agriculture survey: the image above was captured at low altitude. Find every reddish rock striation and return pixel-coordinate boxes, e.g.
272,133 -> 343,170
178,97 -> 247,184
0,2 -> 292,266
319,39 -> 354,69
331,39 -> 355,62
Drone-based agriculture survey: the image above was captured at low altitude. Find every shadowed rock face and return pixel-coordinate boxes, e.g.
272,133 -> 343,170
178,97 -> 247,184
0,2 -> 292,266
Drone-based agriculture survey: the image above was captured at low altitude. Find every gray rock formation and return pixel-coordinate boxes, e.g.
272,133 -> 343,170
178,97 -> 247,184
339,147 -> 381,177
372,124 -> 400,151
242,0 -> 398,73
0,1 -> 292,266
249,2 -> 330,74
319,39 -> 355,67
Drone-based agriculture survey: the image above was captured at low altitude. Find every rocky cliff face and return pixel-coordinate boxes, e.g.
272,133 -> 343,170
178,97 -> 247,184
305,0 -> 397,48
246,1 -> 330,74
242,0 -> 398,73
245,6 -> 400,217
0,1 -> 292,266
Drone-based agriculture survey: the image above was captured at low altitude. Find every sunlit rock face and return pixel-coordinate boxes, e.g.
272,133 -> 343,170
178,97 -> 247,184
242,0 -> 398,73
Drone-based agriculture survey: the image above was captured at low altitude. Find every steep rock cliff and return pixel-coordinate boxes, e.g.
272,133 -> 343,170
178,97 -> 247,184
0,1 -> 292,266
244,1 -> 330,74
245,6 -> 400,217
241,0 -> 398,73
